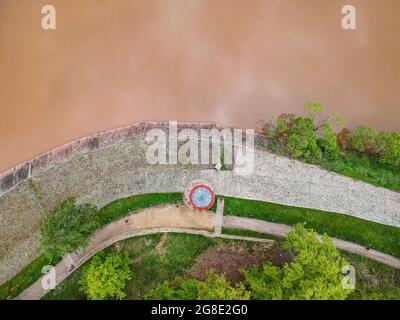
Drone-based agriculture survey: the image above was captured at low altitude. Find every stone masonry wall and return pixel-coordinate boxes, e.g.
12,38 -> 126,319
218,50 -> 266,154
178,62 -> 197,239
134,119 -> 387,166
0,122 -> 399,284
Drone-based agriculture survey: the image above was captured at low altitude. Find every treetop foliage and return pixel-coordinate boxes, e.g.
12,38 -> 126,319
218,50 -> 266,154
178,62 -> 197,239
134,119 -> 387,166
258,102 -> 399,168
79,251 -> 132,300
145,272 -> 250,300
40,197 -> 101,258
242,224 -> 351,300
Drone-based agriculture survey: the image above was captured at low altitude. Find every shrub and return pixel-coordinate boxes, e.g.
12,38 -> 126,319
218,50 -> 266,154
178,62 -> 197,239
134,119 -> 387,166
196,273 -> 250,300
144,278 -> 199,300
40,198 -> 101,258
286,117 -> 322,161
242,224 -> 351,300
351,126 -> 379,154
262,103 -> 343,162
318,122 -> 340,160
377,132 -> 400,167
145,273 -> 250,300
79,251 -> 132,300
273,113 -> 296,138
336,128 -> 352,150
304,101 -> 323,120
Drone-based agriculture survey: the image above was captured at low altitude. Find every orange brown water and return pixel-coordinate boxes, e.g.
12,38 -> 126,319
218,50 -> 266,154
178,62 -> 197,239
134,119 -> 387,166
1,0 -> 399,172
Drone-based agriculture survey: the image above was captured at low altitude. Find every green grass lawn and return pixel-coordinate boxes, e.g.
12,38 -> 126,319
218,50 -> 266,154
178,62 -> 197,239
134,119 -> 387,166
99,193 -> 183,224
222,228 -> 285,242
317,152 -> 400,192
43,233 -> 217,300
223,196 -> 400,258
42,233 -> 400,300
0,254 -> 61,300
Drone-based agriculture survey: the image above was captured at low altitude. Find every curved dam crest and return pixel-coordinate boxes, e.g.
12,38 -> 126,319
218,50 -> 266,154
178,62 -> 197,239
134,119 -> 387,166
0,122 -> 399,284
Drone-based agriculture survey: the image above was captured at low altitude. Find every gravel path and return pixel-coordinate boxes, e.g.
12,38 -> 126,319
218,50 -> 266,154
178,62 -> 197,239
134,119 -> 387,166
16,205 -> 400,300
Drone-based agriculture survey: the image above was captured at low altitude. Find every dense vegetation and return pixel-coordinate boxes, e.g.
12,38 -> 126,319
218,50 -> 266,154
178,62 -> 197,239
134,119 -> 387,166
146,225 -> 352,300
40,231 -> 400,301
257,102 -> 400,192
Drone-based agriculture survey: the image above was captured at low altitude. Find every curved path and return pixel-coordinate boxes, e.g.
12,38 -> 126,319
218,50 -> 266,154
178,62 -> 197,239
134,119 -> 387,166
16,205 -> 400,300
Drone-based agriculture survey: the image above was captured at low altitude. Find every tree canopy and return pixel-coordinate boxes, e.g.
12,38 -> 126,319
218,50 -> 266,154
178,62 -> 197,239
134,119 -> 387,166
242,224 -> 351,300
40,197 -> 101,258
79,251 -> 132,300
145,272 -> 250,300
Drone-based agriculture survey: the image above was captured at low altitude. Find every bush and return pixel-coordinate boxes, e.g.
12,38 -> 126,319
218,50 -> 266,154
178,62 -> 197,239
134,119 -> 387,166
197,273 -> 250,300
40,198 -> 101,258
318,122 -> 340,160
262,102 -> 344,162
79,251 -> 132,300
242,224 -> 351,300
287,117 -> 322,161
351,126 -> 379,154
336,128 -> 352,150
144,278 -> 199,300
304,101 -> 324,120
377,132 -> 400,167
145,272 -> 250,300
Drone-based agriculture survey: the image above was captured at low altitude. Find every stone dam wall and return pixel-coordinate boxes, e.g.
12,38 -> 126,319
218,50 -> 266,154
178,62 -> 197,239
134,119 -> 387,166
0,121 -> 399,284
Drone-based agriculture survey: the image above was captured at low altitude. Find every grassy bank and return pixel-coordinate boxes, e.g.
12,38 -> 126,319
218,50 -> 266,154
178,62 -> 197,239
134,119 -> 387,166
99,193 -> 183,223
0,255 -> 61,300
318,151 -> 400,193
222,228 -> 284,241
223,197 -> 400,258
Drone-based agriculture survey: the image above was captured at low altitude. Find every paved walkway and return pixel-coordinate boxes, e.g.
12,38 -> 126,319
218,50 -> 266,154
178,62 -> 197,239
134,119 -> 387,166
16,205 -> 400,300
224,216 -> 400,269
214,197 -> 224,235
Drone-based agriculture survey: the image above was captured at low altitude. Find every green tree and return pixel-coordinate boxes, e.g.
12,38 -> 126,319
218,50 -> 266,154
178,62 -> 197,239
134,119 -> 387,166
242,224 -> 351,300
377,132 -> 400,167
145,273 -> 250,300
286,117 -> 322,161
263,102 -> 341,162
351,126 -> 379,154
79,251 -> 132,300
40,197 -> 101,258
